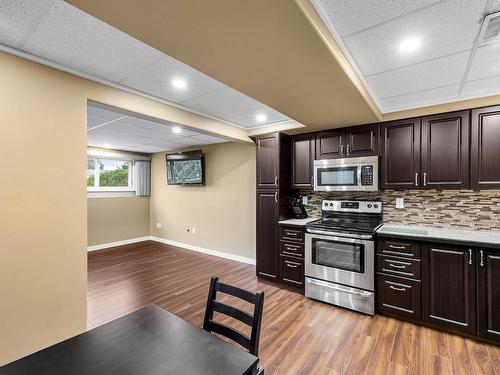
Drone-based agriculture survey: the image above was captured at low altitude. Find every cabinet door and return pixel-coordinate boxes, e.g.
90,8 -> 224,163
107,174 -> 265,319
471,106 -> 500,189
422,243 -> 476,334
477,249 -> 500,342
291,134 -> 315,189
381,118 -> 421,189
316,130 -> 345,159
421,111 -> 469,189
345,123 -> 379,157
256,190 -> 279,279
256,133 -> 279,188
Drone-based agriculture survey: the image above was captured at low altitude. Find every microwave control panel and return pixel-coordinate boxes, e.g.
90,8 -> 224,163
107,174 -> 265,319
360,165 -> 374,185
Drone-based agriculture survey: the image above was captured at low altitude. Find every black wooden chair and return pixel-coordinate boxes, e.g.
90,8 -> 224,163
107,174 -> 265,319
203,277 -> 265,357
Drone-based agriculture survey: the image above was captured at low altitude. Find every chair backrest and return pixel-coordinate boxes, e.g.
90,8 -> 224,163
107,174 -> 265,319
203,277 -> 264,356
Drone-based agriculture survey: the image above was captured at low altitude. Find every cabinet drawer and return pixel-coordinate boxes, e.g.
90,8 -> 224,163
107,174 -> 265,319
378,238 -> 421,259
279,256 -> 304,287
377,255 -> 421,280
280,241 -> 304,258
377,274 -> 421,321
280,226 -> 304,242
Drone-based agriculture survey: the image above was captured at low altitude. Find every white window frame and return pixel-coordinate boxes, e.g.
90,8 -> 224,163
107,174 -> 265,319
87,157 -> 134,192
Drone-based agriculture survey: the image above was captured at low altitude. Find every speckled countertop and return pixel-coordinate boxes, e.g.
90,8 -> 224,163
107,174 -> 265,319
377,224 -> 500,247
278,217 -> 319,226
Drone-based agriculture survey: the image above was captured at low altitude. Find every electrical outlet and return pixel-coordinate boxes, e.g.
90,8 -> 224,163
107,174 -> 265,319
156,222 -> 162,229
302,195 -> 308,205
192,227 -> 196,234
395,198 -> 405,209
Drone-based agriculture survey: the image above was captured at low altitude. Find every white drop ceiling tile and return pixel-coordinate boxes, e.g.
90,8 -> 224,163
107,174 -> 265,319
87,116 -> 105,129
468,43 -> 500,81
87,106 -> 125,121
366,51 -> 469,99
0,0 -> 55,47
462,75 -> 500,97
223,107 -> 289,128
316,0 -> 440,37
344,0 -> 486,75
121,56 -> 224,103
378,84 -> 460,112
22,1 -> 163,82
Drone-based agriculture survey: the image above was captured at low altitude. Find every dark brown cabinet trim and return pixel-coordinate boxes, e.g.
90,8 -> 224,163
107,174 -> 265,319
291,133 -> 315,189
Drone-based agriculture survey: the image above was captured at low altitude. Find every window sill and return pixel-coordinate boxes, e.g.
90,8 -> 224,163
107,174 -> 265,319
87,191 -> 137,198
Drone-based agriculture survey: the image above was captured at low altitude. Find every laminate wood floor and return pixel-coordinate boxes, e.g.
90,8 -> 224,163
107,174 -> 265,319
88,241 -> 500,375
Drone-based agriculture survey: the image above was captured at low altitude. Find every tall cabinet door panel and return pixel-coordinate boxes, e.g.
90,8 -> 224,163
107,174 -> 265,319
381,118 -> 421,189
256,190 -> 279,279
422,243 -> 476,334
316,130 -> 345,159
291,134 -> 315,189
421,111 -> 470,189
471,106 -> 500,189
256,133 -> 279,188
477,249 -> 500,342
345,123 -> 379,157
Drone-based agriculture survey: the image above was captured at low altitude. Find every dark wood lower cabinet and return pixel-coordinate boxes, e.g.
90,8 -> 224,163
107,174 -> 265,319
279,255 -> 304,287
477,249 -> 500,341
377,274 -> 421,321
256,190 -> 279,279
422,243 -> 476,335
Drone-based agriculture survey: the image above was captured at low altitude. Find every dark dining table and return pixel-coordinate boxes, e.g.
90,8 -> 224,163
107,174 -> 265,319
0,304 -> 259,375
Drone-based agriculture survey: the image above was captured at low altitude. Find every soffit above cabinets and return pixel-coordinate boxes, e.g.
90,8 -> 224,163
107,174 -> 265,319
0,0 -> 290,129
313,0 -> 500,113
87,102 -> 229,154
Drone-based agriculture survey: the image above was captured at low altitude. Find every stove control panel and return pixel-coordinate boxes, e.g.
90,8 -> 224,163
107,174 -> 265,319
322,200 -> 382,214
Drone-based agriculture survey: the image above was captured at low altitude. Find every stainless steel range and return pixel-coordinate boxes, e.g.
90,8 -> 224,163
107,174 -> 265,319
305,200 -> 383,315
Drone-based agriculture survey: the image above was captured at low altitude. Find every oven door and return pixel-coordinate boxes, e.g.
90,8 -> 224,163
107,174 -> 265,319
305,232 -> 374,291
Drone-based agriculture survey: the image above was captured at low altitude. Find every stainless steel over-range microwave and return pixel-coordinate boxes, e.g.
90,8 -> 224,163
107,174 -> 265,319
313,156 -> 378,192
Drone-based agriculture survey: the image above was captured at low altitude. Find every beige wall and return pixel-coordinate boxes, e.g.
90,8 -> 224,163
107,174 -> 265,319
0,50 -> 248,366
87,197 -> 150,246
150,142 -> 256,261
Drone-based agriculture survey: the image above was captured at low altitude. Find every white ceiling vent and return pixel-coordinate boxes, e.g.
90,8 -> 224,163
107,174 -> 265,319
478,12 -> 500,45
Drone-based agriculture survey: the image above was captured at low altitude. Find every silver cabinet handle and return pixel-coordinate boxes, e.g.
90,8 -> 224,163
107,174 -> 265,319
286,263 -> 298,268
346,144 -> 351,156
389,286 -> 406,292
469,249 -> 473,265
480,250 -> 484,267
388,244 -> 406,250
274,176 -> 278,186
388,263 -> 406,269
274,191 -> 278,203
423,172 -> 427,186
415,173 -> 418,186
340,144 -> 345,156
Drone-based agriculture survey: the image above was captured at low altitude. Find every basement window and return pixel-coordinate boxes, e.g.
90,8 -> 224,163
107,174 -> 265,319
87,157 -> 133,192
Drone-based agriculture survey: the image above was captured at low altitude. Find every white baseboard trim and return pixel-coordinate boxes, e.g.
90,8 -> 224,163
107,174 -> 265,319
87,237 -> 151,252
149,236 -> 256,265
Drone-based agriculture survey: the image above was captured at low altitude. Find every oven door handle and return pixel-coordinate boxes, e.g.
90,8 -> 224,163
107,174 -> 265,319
306,278 -> 373,297
306,229 -> 373,241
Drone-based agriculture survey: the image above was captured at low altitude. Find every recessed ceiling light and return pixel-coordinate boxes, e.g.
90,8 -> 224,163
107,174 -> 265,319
171,78 -> 187,89
398,37 -> 421,53
256,114 -> 267,123
172,126 -> 182,134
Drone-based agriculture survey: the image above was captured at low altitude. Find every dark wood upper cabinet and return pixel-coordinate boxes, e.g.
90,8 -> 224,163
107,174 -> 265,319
256,190 -> 279,279
291,133 -> 315,189
477,248 -> 500,342
381,118 -> 421,189
344,123 -> 379,157
255,132 -> 290,189
316,129 -> 345,159
421,111 -> 470,189
255,133 -> 279,188
422,243 -> 476,335
471,105 -> 500,189
315,124 -> 379,159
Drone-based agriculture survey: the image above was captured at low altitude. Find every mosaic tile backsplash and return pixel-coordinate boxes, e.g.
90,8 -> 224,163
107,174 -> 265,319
299,190 -> 500,231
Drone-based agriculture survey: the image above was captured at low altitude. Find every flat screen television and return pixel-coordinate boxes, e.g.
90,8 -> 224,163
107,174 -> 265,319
166,150 -> 205,185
